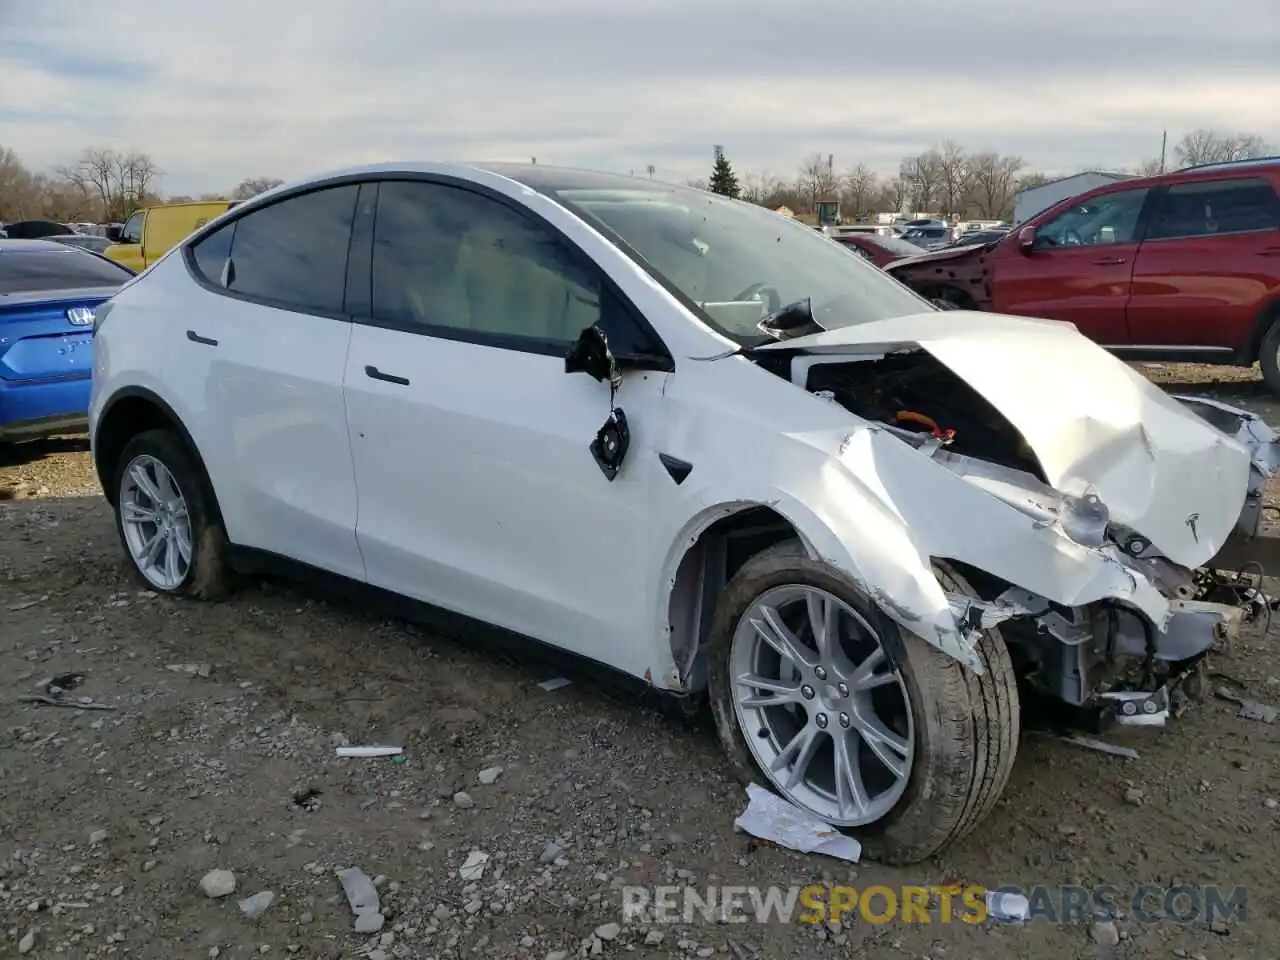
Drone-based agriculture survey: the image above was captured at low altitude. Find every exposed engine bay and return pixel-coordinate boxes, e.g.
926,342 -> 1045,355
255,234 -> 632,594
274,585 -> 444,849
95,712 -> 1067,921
754,344 -> 1274,732
803,350 -> 1045,478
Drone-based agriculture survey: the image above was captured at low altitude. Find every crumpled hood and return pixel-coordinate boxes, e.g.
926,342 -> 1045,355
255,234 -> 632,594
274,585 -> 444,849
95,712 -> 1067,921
756,310 -> 1254,567
883,241 -> 994,272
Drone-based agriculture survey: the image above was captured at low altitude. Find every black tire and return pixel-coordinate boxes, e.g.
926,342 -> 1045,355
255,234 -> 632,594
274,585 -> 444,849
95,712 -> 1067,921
1258,317 -> 1280,398
707,541 -> 1020,865
111,428 -> 232,600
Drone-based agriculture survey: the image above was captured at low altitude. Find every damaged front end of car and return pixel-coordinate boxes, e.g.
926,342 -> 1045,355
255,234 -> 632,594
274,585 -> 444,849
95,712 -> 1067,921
749,312 -> 1278,731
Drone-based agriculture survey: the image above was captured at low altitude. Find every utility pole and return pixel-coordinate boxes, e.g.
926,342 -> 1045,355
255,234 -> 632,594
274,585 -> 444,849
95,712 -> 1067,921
646,164 -> 655,178
1159,130 -> 1167,174
713,144 -> 724,162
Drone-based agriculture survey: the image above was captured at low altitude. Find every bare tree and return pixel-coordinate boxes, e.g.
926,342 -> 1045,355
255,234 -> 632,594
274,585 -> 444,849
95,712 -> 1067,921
881,175 -> 910,213
0,145 -> 38,220
937,140 -> 969,219
1174,129 -> 1270,168
899,149 -> 942,213
840,163 -> 878,220
966,152 -> 1025,219
1133,158 -> 1165,177
233,177 -> 284,200
740,170 -> 786,207
56,148 -> 161,221
797,153 -> 838,212
685,178 -> 709,191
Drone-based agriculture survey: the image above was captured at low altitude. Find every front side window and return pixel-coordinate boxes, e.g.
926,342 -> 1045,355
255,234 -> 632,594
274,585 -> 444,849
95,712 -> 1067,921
537,183 -> 931,342
222,185 -> 359,314
120,212 -> 144,245
1036,188 -> 1150,248
1147,178 -> 1280,240
370,180 -> 608,345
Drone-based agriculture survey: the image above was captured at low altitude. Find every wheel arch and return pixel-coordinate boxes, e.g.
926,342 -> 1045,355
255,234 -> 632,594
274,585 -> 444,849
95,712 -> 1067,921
1243,294 -> 1280,363
659,493 -> 988,692
93,387 -> 220,522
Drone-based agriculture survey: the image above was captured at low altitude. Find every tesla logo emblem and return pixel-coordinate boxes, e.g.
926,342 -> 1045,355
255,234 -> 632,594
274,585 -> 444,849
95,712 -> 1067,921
66,307 -> 95,326
1186,513 -> 1200,543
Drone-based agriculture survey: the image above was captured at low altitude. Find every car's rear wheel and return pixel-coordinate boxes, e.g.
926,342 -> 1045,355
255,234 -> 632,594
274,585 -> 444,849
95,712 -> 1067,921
112,429 -> 232,599
707,541 -> 1019,865
1257,316 -> 1280,398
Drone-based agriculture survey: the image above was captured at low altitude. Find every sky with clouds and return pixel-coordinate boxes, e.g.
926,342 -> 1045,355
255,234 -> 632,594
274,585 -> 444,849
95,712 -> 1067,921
2,0 -> 1277,196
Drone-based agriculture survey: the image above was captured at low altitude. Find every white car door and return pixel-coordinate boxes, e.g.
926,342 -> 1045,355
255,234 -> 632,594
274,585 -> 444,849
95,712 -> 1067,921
342,178 -> 674,673
175,183 -> 366,581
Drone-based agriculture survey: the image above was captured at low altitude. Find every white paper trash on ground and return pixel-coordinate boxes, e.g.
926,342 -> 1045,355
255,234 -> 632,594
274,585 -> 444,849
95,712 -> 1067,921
732,783 -> 861,862
986,889 -> 1031,923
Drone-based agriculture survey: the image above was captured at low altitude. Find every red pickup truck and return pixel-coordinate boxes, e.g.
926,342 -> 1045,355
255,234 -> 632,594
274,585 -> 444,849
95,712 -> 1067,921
884,158 -> 1280,393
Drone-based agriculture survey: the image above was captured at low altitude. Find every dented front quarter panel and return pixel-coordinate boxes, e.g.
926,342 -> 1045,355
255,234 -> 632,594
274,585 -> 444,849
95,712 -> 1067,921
884,243 -> 997,307
648,353 -> 1172,684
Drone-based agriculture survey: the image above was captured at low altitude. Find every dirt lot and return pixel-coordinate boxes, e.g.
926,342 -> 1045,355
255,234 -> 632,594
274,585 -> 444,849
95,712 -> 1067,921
2,364 -> 1278,960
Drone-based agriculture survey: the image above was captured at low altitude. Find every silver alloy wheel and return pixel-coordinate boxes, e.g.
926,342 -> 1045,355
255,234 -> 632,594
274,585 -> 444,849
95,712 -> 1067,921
118,454 -> 192,591
730,584 -> 915,826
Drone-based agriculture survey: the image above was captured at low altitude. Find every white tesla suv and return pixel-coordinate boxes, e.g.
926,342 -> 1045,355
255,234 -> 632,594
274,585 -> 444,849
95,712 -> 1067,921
90,162 -> 1279,864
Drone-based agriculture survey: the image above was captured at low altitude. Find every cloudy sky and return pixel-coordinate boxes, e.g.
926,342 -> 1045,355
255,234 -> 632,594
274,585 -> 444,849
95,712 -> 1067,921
2,0 -> 1277,196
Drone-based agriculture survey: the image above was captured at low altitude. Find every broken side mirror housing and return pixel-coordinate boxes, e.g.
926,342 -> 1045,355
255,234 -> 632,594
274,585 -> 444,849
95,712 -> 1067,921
1016,225 -> 1037,252
564,324 -> 669,380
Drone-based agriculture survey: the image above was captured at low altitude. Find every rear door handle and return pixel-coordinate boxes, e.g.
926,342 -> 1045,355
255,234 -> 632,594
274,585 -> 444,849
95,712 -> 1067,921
365,365 -> 410,386
186,330 -> 218,346
1092,256 -> 1127,265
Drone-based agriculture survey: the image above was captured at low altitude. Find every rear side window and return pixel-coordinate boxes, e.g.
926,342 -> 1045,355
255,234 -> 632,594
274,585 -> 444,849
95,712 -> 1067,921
0,248 -> 133,294
1148,177 -> 1280,240
214,185 -> 359,315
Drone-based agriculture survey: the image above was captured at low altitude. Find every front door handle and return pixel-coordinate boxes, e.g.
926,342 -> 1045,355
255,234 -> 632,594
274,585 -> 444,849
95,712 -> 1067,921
365,365 -> 410,386
186,330 -> 218,346
1092,256 -> 1127,265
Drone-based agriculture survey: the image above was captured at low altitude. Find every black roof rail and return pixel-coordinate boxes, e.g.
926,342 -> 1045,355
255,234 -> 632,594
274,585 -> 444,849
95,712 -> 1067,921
1175,155 -> 1280,173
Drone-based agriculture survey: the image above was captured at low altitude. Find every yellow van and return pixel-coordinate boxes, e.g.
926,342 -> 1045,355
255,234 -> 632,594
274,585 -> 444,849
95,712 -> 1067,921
104,200 -> 236,272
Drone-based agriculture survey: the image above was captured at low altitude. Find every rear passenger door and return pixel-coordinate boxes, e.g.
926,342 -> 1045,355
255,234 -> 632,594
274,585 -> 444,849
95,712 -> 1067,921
1127,176 -> 1280,351
177,184 -> 367,580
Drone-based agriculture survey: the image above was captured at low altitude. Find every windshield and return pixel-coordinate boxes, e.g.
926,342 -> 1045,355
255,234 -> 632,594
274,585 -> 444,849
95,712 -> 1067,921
542,184 -> 933,341
0,247 -> 132,295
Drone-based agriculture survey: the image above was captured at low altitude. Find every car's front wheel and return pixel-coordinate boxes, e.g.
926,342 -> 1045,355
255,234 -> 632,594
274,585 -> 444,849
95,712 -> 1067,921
112,428 -> 232,599
707,541 -> 1019,865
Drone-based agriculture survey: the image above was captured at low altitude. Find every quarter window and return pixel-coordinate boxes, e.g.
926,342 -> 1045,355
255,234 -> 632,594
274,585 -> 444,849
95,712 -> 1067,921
221,185 -> 359,315
1036,188 -> 1150,248
190,222 -> 235,286
369,180 -> 606,345
1147,178 -> 1280,240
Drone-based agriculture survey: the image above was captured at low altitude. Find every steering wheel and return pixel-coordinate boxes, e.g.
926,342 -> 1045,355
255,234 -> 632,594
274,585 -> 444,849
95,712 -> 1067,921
733,282 -> 783,313
1062,227 -> 1084,246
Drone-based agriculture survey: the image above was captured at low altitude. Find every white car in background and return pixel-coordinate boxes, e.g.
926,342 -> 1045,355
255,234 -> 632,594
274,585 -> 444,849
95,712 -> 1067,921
89,163 -> 1277,863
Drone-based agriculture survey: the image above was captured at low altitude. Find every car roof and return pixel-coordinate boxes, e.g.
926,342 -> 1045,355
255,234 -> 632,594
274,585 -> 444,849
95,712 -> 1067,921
251,161 -> 687,196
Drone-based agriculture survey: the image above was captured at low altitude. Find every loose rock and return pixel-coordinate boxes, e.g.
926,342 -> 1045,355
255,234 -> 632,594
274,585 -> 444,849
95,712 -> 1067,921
200,869 -> 237,898
1090,920 -> 1120,946
478,765 -> 504,785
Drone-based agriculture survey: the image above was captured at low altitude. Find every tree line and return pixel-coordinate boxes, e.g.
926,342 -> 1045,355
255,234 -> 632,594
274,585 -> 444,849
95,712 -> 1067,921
1,127 -> 1272,226
0,146 -> 282,223
699,128 -> 1273,221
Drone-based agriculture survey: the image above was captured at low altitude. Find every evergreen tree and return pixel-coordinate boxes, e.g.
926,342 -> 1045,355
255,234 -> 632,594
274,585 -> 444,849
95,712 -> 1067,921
709,153 -> 741,199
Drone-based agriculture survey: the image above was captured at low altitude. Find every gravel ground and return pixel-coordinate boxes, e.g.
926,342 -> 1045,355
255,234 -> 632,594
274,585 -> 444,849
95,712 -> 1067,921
2,363 -> 1279,959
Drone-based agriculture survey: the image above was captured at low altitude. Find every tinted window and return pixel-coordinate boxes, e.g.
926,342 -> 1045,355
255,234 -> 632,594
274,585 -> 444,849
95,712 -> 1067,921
1037,188 -> 1150,247
1148,178 -> 1280,240
0,248 -> 132,294
370,180 -> 606,344
190,222 -> 235,285
225,185 -> 358,314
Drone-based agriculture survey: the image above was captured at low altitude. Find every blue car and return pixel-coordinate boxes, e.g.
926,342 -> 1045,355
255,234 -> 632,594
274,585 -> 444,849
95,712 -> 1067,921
0,240 -> 134,442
